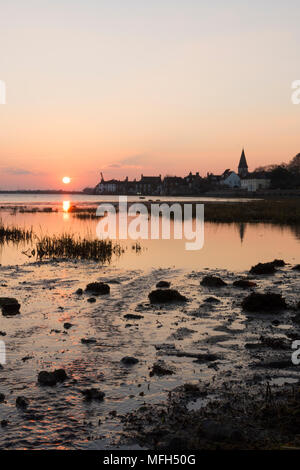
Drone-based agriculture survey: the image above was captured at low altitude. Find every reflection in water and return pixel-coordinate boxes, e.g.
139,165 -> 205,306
0,208 -> 299,270
238,223 -> 246,243
63,201 -> 70,212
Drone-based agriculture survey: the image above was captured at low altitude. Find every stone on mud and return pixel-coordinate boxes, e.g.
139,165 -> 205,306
81,388 -> 105,401
292,264 -> 300,271
148,289 -> 187,303
241,292 -> 287,312
249,262 -> 276,275
16,396 -> 29,409
200,276 -> 227,287
38,369 -> 68,386
85,282 -> 110,295
156,281 -> 171,288
149,361 -> 175,377
121,356 -> 139,365
233,279 -> 257,288
0,297 -> 20,316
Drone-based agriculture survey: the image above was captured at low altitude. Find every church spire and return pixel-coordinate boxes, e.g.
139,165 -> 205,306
238,148 -> 248,177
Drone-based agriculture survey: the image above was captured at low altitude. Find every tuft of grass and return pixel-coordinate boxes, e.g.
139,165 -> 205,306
35,233 -> 122,262
0,220 -> 33,243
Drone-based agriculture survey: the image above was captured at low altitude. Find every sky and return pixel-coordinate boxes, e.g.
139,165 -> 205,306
0,0 -> 300,190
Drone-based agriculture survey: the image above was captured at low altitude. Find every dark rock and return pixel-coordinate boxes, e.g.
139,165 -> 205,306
38,369 -> 68,386
242,292 -> 287,312
63,322 -> 73,330
156,281 -> 171,288
0,297 -> 20,316
87,297 -> 96,303
75,288 -> 83,295
85,282 -> 110,295
272,259 -> 286,267
260,335 -> 289,350
121,356 -> 139,365
249,262 -> 276,275
293,312 -> 300,323
203,296 -> 221,303
0,393 -> 5,403
81,337 -> 96,344
149,361 -> 175,377
123,313 -> 144,320
81,388 -> 105,401
194,353 -> 220,363
148,289 -> 187,303
200,276 -> 227,287
1,420 -> 8,427
233,279 -> 257,288
16,396 -> 29,409
292,264 -> 300,271
0,331 -> 6,336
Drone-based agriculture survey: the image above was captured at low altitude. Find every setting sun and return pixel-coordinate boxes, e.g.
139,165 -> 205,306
62,176 -> 71,184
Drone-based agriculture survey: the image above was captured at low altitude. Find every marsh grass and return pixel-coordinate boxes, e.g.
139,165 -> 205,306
0,220 -> 33,243
36,233 -> 122,262
204,199 -> 300,224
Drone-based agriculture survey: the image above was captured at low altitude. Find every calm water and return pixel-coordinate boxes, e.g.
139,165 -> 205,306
0,196 -> 299,270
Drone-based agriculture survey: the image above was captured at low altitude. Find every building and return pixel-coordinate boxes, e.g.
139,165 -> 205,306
220,170 -> 241,188
136,175 -> 162,195
238,149 -> 248,177
240,173 -> 271,192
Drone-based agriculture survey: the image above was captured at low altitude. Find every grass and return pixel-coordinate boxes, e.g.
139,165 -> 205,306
203,199 -> 300,224
0,220 -> 33,243
35,233 -> 122,262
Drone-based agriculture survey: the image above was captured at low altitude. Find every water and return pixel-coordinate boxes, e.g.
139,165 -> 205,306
0,195 -> 299,449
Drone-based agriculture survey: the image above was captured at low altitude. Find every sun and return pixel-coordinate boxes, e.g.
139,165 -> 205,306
62,176 -> 71,184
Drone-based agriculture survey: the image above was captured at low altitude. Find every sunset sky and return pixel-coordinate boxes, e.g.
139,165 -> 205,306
0,0 -> 300,190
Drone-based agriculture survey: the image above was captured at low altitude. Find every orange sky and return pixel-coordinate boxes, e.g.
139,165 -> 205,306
0,1 -> 299,190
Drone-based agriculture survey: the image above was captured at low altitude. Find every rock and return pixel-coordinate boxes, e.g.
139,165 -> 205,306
1,420 -> 8,427
0,331 -> 6,336
292,264 -> 300,271
233,279 -> 257,288
16,396 -> 29,409
260,335 -> 289,350
200,276 -> 227,287
123,313 -> 144,320
81,337 -> 96,344
87,297 -> 96,303
0,393 -> 5,403
156,281 -> 171,288
75,288 -> 83,295
249,262 -> 276,275
272,259 -> 286,267
38,369 -> 68,386
149,361 -> 175,377
242,293 -> 287,312
293,312 -> 300,323
121,356 -> 139,365
63,322 -> 73,330
148,289 -> 187,303
81,388 -> 105,401
0,297 -> 20,316
183,383 -> 201,394
203,296 -> 221,303
85,282 -> 110,295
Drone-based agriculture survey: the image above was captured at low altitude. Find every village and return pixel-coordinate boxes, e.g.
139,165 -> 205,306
85,150 -> 277,196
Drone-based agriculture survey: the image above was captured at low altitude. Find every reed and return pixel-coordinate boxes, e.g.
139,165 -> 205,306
0,220 -> 33,243
35,233 -> 121,262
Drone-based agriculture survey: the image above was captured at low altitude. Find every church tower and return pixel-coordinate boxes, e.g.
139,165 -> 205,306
238,148 -> 248,177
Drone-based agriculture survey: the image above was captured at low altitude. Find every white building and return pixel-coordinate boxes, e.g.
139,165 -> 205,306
241,176 -> 270,192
